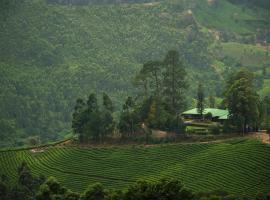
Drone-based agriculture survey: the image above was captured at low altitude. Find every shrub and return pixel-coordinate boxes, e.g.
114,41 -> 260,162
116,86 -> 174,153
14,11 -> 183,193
210,125 -> 220,135
186,128 -> 194,135
205,112 -> 213,120
168,116 -> 186,134
124,179 -> 193,200
255,192 -> 270,200
80,183 -> 107,200
222,121 -> 236,134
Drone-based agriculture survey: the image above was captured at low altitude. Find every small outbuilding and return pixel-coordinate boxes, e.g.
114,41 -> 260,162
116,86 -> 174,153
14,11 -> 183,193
181,108 -> 229,122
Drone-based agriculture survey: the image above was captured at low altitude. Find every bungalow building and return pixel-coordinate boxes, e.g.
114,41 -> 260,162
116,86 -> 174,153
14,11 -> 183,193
181,108 -> 229,122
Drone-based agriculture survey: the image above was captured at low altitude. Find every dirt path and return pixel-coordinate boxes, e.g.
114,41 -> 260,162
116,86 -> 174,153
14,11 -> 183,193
28,132 -> 269,153
247,132 -> 270,144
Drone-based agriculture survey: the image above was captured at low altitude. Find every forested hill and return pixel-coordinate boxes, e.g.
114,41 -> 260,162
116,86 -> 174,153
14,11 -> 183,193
228,0 -> 270,9
0,0 -> 270,147
45,0 -> 161,5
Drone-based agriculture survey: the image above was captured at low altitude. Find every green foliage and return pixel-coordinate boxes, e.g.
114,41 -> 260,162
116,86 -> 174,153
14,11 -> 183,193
0,119 -> 22,148
209,125 -> 221,135
194,0 -> 270,35
80,183 -> 107,200
36,176 -> 71,200
0,140 -> 269,198
124,179 -> 193,200
196,190 -> 236,200
255,192 -> 270,200
220,43 -> 270,69
65,191 -> 80,200
205,112 -> 213,120
72,93 -> 115,143
103,93 -> 114,113
0,0 -> 269,147
132,50 -> 188,133
0,161 -> 45,200
0,0 -> 269,139
260,96 -> 270,129
259,79 -> 270,97
3,171 -> 239,200
163,50 -> 188,113
135,60 -> 163,97
208,96 -> 216,108
224,69 -> 261,133
197,83 -> 205,119
0,181 -> 8,199
46,0 -> 162,5
118,97 -> 141,136
72,98 -> 86,137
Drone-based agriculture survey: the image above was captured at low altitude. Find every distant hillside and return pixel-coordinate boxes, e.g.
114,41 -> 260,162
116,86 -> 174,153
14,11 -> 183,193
228,0 -> 270,9
0,0 -> 270,146
0,139 -> 270,198
45,0 -> 161,5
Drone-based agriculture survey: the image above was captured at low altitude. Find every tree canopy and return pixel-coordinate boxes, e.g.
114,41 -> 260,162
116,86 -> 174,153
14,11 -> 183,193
224,69 -> 260,133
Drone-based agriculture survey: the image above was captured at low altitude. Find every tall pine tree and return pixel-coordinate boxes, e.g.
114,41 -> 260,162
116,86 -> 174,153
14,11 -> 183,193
197,83 -> 204,120
163,50 -> 188,114
71,98 -> 86,139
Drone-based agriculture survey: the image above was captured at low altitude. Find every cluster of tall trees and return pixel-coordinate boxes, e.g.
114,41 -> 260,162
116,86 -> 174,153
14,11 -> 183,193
72,93 -> 114,143
135,50 -> 188,114
72,50 -> 188,142
130,50 -> 188,132
193,68 -> 270,135
223,69 -> 270,134
0,161 -> 45,200
72,51 -> 270,141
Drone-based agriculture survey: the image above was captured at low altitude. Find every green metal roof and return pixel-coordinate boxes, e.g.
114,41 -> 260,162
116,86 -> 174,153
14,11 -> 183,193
182,108 -> 228,120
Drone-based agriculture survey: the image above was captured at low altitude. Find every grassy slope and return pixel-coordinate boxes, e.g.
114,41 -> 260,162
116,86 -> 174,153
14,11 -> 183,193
220,42 -> 270,96
194,0 -> 270,34
260,79 -> 270,97
221,42 -> 270,68
1,139 -> 270,197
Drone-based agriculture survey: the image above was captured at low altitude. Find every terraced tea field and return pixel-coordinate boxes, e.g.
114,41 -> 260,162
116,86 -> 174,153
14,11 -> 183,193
0,139 -> 270,197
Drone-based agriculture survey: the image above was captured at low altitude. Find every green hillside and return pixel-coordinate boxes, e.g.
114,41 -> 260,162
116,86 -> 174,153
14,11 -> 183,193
194,0 -> 270,35
0,0 -> 270,146
0,139 -> 270,197
220,42 -> 270,68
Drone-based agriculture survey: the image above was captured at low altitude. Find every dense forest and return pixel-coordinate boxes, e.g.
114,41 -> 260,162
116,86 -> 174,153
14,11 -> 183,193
0,0 -> 270,147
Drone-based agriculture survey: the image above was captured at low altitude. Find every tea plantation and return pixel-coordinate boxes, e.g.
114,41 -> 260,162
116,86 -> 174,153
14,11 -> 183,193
0,139 -> 270,198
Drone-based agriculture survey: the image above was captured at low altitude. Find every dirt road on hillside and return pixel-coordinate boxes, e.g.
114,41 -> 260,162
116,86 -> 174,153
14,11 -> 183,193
247,132 -> 270,144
